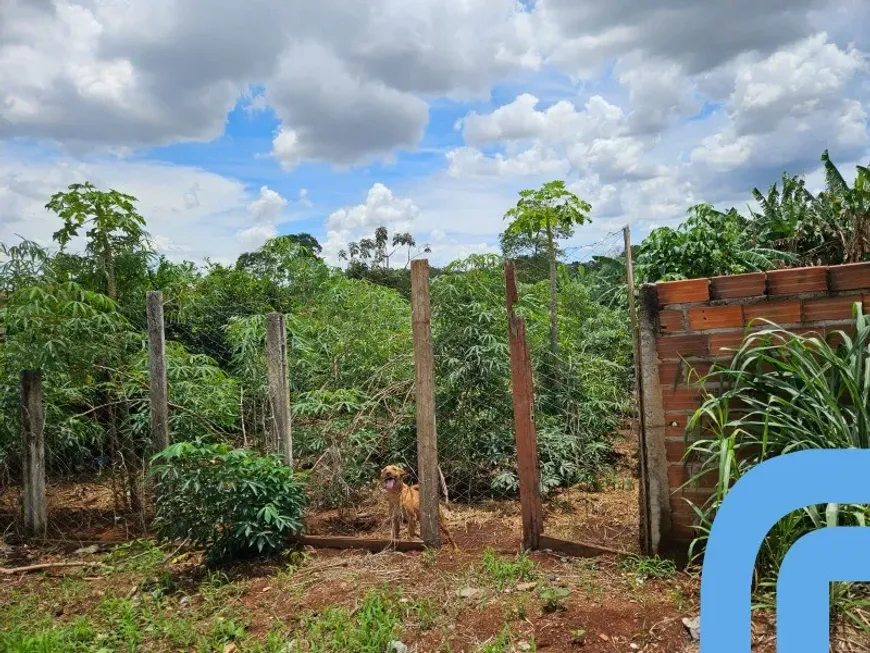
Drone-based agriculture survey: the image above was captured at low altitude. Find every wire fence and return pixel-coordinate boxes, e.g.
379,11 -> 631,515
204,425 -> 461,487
1,231 -> 640,553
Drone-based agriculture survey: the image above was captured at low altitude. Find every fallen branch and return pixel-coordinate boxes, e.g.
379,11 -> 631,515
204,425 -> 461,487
1,561 -> 112,575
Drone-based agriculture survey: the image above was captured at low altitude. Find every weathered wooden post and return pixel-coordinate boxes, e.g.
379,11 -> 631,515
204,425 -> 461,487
147,291 -> 170,453
266,312 -> 293,467
410,259 -> 441,548
21,370 -> 47,537
623,227 -> 653,554
504,261 -> 544,550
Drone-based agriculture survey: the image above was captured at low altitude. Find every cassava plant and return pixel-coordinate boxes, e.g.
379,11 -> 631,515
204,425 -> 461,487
151,441 -> 307,565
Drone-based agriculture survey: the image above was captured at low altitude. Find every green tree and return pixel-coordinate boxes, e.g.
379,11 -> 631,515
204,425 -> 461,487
636,204 -> 789,283
46,182 -> 153,301
503,180 -> 591,361
820,150 -> 870,263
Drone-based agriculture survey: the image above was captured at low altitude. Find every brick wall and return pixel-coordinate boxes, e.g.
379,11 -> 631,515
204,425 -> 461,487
639,263 -> 870,549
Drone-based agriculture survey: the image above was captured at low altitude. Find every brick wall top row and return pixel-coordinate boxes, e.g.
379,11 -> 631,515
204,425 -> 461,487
652,263 -> 870,307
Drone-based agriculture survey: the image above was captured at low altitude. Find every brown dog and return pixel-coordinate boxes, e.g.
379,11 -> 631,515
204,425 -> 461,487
380,465 -> 457,548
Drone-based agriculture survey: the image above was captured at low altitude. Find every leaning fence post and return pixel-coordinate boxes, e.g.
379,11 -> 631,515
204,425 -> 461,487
266,312 -> 293,467
21,370 -> 47,537
504,261 -> 544,550
411,259 -> 441,548
147,291 -> 170,453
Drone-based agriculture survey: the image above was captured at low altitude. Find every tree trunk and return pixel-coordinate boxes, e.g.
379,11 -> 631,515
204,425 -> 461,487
545,223 -> 560,363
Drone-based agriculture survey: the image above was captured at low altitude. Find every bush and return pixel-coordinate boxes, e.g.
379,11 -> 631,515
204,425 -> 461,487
151,441 -> 307,565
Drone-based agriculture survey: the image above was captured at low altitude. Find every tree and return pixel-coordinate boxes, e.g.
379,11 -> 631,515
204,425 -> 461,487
392,231 -> 417,267
748,173 -> 830,265
498,228 -> 552,285
503,180 -> 592,361
635,204 -> 790,283
46,182 -> 153,301
820,150 -> 870,263
285,233 -> 322,256
45,182 -> 155,512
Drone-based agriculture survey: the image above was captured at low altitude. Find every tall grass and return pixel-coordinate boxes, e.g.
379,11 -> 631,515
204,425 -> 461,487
681,301 -> 870,584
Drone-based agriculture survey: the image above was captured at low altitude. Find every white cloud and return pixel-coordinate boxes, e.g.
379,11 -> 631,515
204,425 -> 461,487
690,35 -> 869,182
326,183 -> 420,232
0,0 -> 536,165
247,186 -> 288,221
0,148 -> 300,264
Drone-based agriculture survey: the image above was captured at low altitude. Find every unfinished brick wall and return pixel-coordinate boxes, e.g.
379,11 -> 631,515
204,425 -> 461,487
638,263 -> 870,552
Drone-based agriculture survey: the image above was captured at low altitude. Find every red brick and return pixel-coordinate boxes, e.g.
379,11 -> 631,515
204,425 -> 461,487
767,266 -> 827,295
687,305 -> 744,331
743,299 -> 801,326
658,362 -> 680,388
865,294 -> 870,314
668,464 -> 688,488
829,263 -> 870,291
658,309 -> 684,333
666,439 -> 688,463
657,334 -> 709,359
656,278 -> 710,306
803,295 -> 862,321
708,331 -> 746,358
665,414 -> 689,430
662,387 -> 704,412
659,361 -> 714,388
710,272 -> 767,299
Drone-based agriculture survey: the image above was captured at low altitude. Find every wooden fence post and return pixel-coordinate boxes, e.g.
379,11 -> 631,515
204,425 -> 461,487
147,291 -> 170,453
624,227 -> 653,555
410,259 -> 441,548
21,370 -> 46,537
266,312 -> 293,467
504,261 -> 544,550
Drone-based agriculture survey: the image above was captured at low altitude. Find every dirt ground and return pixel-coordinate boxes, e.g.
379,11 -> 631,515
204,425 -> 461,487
1,433 -> 868,651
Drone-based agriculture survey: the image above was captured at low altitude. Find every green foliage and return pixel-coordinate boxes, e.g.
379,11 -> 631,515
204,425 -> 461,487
504,180 -> 593,359
683,305 -> 870,577
477,548 -> 537,590
635,151 -> 870,284
619,554 -> 677,581
503,181 -> 592,243
299,587 -> 406,652
151,441 -> 307,565
636,204 -> 791,282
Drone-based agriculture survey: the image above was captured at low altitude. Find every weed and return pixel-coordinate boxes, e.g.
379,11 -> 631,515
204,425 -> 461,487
421,548 -> 439,569
475,625 -> 513,652
570,629 -> 587,646
477,548 -> 537,590
619,554 -> 677,581
106,538 -> 166,571
576,560 -> 605,604
298,587 -> 404,652
539,586 -> 570,613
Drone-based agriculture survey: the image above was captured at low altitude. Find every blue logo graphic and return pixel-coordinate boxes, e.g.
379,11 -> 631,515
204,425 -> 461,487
700,449 -> 870,652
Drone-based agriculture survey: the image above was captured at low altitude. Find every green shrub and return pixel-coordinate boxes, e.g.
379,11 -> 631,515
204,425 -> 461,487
151,441 -> 307,565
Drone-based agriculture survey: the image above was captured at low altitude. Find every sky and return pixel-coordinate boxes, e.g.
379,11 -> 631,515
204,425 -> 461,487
1,0 -> 869,269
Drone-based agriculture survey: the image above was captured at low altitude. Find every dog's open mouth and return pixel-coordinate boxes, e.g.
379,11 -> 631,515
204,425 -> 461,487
384,478 -> 396,490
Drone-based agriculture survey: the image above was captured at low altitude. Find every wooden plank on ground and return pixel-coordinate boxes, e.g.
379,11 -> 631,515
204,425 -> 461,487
538,535 -> 631,559
291,535 -> 426,553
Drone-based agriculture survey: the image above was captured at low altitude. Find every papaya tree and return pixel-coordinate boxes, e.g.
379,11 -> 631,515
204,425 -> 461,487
503,180 -> 591,362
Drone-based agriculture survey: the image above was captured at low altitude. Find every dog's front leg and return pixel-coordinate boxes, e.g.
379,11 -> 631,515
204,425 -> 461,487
406,510 -> 418,539
390,510 -> 400,542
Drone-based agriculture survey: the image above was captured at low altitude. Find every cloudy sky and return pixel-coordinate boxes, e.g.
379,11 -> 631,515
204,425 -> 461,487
1,0 -> 869,267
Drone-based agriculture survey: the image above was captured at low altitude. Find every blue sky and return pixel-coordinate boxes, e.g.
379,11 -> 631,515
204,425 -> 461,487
1,0 -> 868,267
